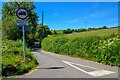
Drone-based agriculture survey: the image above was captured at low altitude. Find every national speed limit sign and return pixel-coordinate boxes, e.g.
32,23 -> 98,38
16,8 -> 28,20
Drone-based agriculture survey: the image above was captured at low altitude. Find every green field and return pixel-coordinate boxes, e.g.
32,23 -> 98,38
55,28 -> 118,36
65,28 -> 118,38
56,30 -> 64,34
42,28 -> 120,67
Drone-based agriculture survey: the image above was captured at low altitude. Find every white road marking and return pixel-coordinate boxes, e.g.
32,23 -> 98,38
88,70 -> 115,77
62,61 -> 115,77
63,61 -> 88,74
66,61 -> 98,70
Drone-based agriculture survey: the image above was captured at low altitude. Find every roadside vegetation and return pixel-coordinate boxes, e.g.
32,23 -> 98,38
1,1 -> 52,77
42,28 -> 120,67
2,40 -> 38,77
1,2 -> 51,77
1,1 -> 119,78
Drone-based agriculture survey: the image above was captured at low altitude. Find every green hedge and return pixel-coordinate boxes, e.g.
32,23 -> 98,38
42,35 -> 120,67
2,39 -> 38,77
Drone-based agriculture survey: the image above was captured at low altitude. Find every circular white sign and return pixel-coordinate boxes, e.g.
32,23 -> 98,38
16,8 -> 28,19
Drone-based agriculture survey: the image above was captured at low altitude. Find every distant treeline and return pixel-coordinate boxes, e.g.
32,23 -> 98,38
62,26 -> 118,34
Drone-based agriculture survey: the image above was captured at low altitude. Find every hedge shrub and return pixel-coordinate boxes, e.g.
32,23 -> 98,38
42,34 -> 120,67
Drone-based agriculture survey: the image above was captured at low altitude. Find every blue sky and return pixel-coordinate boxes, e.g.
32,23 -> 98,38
34,2 -> 118,30
0,1 -> 2,20
0,2 -> 118,30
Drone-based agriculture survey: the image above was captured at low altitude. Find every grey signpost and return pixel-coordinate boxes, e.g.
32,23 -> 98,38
22,25 -> 26,62
16,8 -> 28,62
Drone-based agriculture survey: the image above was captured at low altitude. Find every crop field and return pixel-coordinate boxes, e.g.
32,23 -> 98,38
42,28 -> 120,67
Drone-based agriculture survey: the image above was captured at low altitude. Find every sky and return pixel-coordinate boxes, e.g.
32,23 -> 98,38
0,2 -> 118,30
0,1 -> 2,20
34,2 -> 118,30
0,0 -> 119,2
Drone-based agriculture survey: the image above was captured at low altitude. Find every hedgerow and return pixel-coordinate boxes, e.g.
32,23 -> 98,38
42,34 -> 120,67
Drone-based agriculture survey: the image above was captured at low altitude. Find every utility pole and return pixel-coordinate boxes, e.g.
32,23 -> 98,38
42,11 -> 44,38
84,22 -> 87,29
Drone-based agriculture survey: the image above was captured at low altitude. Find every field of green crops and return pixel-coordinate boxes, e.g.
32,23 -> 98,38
42,28 -> 120,67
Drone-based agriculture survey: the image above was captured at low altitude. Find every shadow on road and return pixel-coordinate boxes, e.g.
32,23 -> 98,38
36,67 -> 65,70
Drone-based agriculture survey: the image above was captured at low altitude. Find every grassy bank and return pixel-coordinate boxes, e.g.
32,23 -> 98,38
42,28 -> 120,67
2,39 -> 38,77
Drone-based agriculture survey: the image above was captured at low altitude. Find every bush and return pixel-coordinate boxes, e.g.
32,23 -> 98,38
42,34 -> 120,67
52,30 -> 57,35
2,39 -> 38,77
2,16 -> 22,40
75,28 -> 86,32
63,28 -> 73,34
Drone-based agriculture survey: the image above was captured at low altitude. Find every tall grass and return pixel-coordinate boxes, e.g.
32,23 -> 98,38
2,39 -> 38,77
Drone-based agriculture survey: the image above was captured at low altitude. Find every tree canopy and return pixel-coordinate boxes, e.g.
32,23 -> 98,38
2,2 -> 38,28
2,2 -> 38,40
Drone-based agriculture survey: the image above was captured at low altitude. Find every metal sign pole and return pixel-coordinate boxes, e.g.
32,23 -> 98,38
16,8 -> 28,62
22,25 -> 26,62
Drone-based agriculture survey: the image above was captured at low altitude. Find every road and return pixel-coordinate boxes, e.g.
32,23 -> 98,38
20,50 -> 118,78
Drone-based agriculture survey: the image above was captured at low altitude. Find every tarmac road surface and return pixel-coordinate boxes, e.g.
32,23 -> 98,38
20,50 -> 118,78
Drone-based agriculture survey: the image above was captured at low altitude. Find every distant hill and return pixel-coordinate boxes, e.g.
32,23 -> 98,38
65,28 -> 118,38
55,28 -> 118,37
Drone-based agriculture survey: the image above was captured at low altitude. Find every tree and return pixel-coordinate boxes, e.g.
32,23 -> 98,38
74,28 -> 86,32
2,2 -> 38,40
35,24 -> 52,40
2,15 -> 22,40
102,26 -> 108,29
98,26 -> 108,30
52,30 -> 57,35
2,2 -> 38,28
88,28 -> 92,30
63,28 -> 73,34
33,24 -> 52,48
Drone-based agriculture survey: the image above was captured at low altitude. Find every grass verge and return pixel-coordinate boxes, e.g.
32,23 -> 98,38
2,39 -> 38,77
